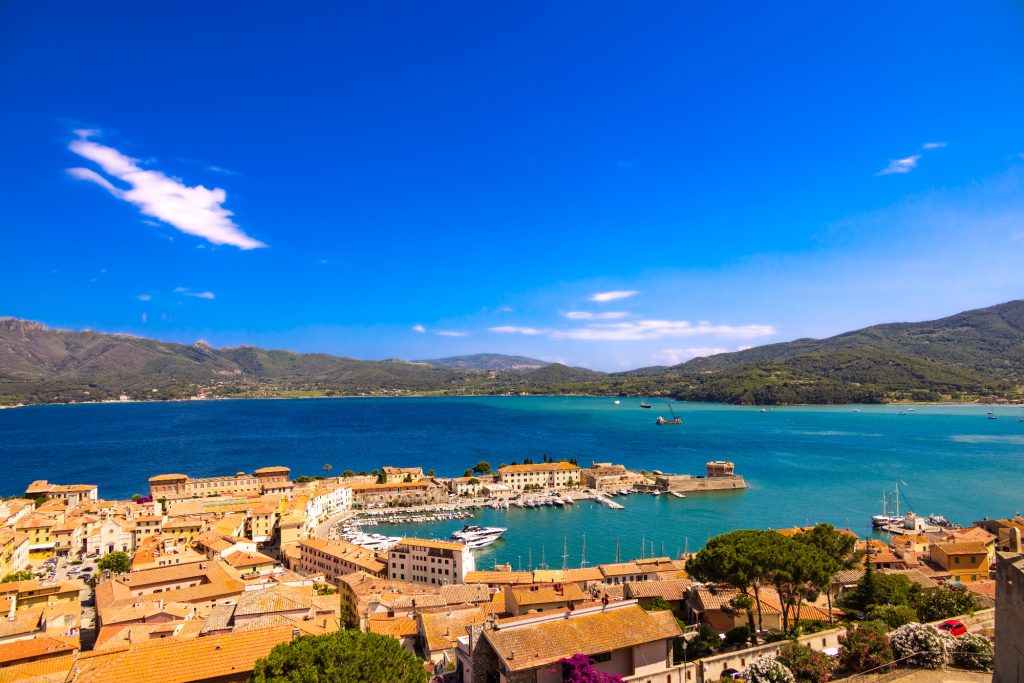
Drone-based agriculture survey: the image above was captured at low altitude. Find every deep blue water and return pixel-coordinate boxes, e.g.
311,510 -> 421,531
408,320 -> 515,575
2,397 -> 1022,567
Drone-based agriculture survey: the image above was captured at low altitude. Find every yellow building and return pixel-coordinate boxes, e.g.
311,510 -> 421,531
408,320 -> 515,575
0,530 -> 30,577
931,541 -> 989,582
496,462 -> 581,490
15,514 -> 57,557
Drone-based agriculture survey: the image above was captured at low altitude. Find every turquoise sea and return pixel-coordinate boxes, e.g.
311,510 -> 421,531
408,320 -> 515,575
2,397 -> 1023,567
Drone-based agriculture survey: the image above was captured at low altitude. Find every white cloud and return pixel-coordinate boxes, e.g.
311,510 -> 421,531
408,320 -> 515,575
498,306 -> 514,313
411,324 -> 426,333
136,294 -> 152,302
489,325 -> 543,335
563,311 -> 629,320
877,155 -> 921,176
489,320 -> 774,341
738,345 -> 753,351
435,330 -> 469,337
589,290 -> 637,302
922,141 -> 948,150
174,287 -> 215,300
653,347 -> 729,365
66,130 -> 266,249
141,312 -> 148,323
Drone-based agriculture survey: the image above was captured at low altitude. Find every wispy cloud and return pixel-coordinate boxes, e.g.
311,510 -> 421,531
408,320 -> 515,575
498,306 -> 514,313
136,294 -> 152,302
435,330 -> 469,337
589,290 -> 637,302
411,324 -> 426,333
877,155 -> 921,176
66,130 -> 266,249
922,141 -> 948,150
563,311 -> 629,320
489,325 -> 543,335
174,287 -> 215,300
490,320 -> 774,341
653,347 -> 729,365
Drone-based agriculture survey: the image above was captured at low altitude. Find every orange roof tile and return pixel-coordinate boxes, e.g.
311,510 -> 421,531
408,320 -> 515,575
499,462 -> 579,473
395,537 -> 464,552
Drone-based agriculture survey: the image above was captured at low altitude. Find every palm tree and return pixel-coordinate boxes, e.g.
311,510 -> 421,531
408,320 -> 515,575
323,463 -> 332,479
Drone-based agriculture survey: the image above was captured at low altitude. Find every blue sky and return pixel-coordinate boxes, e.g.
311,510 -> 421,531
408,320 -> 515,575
2,2 -> 1023,370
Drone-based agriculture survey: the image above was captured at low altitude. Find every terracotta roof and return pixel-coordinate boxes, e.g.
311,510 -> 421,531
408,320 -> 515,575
691,586 -> 782,613
498,462 -> 579,473
299,538 -> 386,574
439,583 -> 491,605
368,615 -> 419,639
420,604 -> 491,654
0,653 -> 76,683
348,481 -> 433,491
624,579 -> 688,601
0,635 -> 78,665
253,466 -> 290,474
509,583 -> 586,606
485,603 -> 680,672
224,551 -> 276,569
934,541 -> 988,555
464,570 -> 534,585
394,538 -> 465,552
148,474 -> 188,482
599,562 -> 643,577
234,585 -> 311,617
74,626 -> 293,683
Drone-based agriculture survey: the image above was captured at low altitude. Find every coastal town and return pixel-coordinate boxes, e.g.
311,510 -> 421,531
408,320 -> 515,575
0,458 -> 1019,682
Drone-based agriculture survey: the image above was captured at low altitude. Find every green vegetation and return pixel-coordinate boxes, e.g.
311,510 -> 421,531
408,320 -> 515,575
840,570 -> 980,623
5,301 -> 1024,406
97,551 -> 131,574
837,622 -> 894,673
1,571 -> 32,583
774,641 -> 837,683
471,461 -> 492,474
249,630 -> 428,683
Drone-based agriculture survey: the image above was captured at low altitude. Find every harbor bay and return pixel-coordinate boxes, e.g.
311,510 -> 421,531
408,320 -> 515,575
2,396 -> 1023,567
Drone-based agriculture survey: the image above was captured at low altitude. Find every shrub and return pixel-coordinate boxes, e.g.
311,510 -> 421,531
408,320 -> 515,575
775,641 -> 838,683
838,622 -> 893,674
743,656 -> 796,683
725,626 -> 750,645
952,633 -> 993,671
913,584 -> 981,623
868,604 -> 918,629
559,654 -> 624,683
889,623 -> 954,669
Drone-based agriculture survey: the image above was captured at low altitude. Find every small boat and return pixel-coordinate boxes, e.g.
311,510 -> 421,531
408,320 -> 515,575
656,403 -> 682,425
760,408 -> 766,413
670,491 -> 686,499
1018,417 -> 1024,423
651,490 -> 661,496
640,400 -> 652,409
988,412 -> 997,420
614,400 -> 621,405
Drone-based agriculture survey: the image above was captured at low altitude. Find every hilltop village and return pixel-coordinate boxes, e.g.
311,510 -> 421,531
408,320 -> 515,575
0,461 -> 1020,682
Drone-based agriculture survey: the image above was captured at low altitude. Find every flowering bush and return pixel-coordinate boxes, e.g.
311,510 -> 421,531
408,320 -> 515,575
775,641 -> 838,683
838,622 -> 893,674
952,633 -> 994,671
889,622 -> 954,669
559,654 -> 624,683
743,656 -> 796,683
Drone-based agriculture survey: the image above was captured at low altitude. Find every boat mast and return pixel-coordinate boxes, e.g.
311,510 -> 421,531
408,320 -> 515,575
614,538 -> 620,563
562,537 -> 568,570
580,534 -> 588,567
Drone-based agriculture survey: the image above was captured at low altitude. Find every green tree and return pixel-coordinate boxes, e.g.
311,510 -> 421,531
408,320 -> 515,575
644,596 -> 673,612
794,524 -> 858,624
341,470 -> 355,478
913,584 -> 981,622
868,604 -> 918,629
1,570 -> 33,583
472,461 -> 492,474
98,551 -> 131,574
425,470 -> 436,477
467,478 -> 480,485
249,630 -> 428,683
463,469 -> 473,478
838,622 -> 893,674
775,641 -> 838,683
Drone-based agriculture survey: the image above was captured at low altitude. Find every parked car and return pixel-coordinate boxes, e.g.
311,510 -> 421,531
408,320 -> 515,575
938,619 -> 967,637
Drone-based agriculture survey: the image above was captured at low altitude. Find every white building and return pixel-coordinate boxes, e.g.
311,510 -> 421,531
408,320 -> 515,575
387,538 -> 475,585
86,517 -> 134,556
304,485 -> 353,535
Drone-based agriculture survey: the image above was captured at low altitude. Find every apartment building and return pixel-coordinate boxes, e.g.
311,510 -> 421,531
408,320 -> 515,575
24,481 -> 99,507
381,466 -> 424,484
0,530 -> 30,576
387,538 -> 475,585
496,462 -> 581,491
148,466 -> 291,501
298,538 -> 387,584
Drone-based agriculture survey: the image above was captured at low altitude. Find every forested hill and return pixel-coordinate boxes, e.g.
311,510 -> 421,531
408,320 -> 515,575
2,301 -> 1023,406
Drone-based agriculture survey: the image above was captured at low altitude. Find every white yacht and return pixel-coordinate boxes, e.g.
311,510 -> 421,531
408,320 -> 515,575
451,525 -> 507,549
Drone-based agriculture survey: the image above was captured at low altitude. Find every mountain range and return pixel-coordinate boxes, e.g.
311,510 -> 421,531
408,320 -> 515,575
2,300 -> 1022,407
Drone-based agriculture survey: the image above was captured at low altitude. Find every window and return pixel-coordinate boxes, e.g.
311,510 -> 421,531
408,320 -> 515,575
592,652 -> 612,663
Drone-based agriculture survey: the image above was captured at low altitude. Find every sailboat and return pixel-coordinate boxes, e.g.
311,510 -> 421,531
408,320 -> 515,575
656,403 -> 681,425
639,399 -> 652,409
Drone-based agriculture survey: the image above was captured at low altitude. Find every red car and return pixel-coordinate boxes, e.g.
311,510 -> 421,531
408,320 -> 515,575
938,619 -> 967,637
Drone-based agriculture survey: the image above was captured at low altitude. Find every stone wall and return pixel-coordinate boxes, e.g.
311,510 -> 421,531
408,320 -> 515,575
995,552 -> 1024,683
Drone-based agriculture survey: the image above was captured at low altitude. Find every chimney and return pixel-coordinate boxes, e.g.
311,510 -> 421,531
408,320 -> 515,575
291,628 -> 301,640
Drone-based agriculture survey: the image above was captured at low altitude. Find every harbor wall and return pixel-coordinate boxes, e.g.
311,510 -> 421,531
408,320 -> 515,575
657,475 -> 748,493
